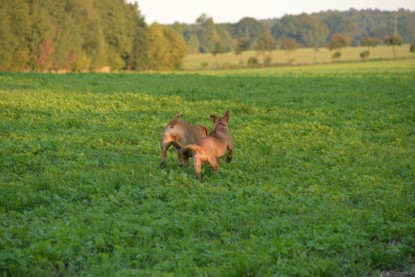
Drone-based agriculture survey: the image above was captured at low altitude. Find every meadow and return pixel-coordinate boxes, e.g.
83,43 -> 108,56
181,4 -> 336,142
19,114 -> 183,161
183,44 -> 414,70
1,59 -> 415,276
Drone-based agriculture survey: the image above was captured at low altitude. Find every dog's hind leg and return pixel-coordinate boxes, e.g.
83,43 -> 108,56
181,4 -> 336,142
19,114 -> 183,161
193,156 -> 203,179
208,157 -> 219,173
226,143 -> 234,163
160,141 -> 173,167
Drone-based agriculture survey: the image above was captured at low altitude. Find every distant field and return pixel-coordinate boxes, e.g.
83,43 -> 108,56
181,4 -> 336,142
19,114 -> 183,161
183,44 -> 414,70
195,58 -> 415,76
1,60 -> 414,276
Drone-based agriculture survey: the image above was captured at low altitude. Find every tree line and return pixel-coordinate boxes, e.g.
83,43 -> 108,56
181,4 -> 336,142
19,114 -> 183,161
1,1 -> 414,72
172,9 -> 415,55
0,0 -> 187,72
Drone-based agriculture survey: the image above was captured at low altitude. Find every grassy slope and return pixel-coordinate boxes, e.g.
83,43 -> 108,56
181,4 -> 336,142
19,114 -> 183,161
0,60 -> 414,275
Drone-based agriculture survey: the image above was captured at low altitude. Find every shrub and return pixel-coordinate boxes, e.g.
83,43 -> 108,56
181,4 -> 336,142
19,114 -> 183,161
360,50 -> 370,61
332,51 -> 341,60
247,56 -> 259,67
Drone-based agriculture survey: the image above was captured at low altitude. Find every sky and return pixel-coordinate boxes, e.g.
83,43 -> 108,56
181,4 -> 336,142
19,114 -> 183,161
129,0 -> 415,24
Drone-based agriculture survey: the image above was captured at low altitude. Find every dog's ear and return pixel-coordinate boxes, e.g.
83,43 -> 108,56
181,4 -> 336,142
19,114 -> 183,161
210,114 -> 217,122
223,110 -> 230,122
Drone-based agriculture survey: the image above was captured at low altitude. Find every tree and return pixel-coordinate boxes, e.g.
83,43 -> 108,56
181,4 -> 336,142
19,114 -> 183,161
0,0 -> 31,71
327,33 -> 351,51
27,0 -> 54,71
215,24 -> 234,53
320,12 -> 358,45
395,10 -> 415,45
146,23 -> 170,70
359,37 -> 379,63
253,33 -> 275,67
327,33 -> 350,62
69,0 -> 108,69
146,23 -> 187,70
187,34 -> 200,54
272,14 -> 328,48
384,34 -> 402,58
194,14 -> 217,53
53,2 -> 84,71
122,1 -> 147,70
95,0 -> 142,70
279,38 -> 298,65
410,43 -> 415,54
280,38 -> 298,51
255,33 -> 276,54
212,39 -> 225,56
234,38 -> 250,55
162,26 -> 188,68
302,16 -> 329,50
361,37 -> 380,47
233,17 -> 267,50
37,39 -> 55,71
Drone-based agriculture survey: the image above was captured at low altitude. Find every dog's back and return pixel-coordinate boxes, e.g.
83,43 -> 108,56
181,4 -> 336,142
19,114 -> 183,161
160,114 -> 207,167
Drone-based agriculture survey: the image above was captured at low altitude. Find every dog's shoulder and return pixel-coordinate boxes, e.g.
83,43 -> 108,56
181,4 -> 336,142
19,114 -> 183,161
210,127 -> 231,139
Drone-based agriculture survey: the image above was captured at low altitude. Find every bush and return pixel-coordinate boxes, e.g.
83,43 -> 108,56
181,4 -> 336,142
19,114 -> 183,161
247,56 -> 259,68
332,51 -> 341,60
360,50 -> 370,61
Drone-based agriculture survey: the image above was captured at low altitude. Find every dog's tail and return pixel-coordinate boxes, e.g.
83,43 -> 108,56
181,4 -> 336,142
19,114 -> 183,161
175,141 -> 202,152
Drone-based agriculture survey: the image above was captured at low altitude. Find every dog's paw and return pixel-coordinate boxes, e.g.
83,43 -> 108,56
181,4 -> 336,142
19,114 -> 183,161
226,156 -> 232,163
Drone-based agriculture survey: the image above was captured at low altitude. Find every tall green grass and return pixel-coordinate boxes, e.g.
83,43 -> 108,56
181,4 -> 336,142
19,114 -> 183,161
0,60 -> 414,276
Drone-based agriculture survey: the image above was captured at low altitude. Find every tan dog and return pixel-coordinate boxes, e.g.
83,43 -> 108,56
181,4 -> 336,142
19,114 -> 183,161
160,113 -> 208,167
177,111 -> 234,179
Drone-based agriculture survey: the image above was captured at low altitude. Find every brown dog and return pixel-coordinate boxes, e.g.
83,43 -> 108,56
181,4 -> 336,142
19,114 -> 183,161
177,111 -> 234,179
160,113 -> 208,167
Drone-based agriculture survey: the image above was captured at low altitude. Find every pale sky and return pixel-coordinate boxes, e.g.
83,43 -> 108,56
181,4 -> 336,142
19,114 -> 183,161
129,0 -> 415,24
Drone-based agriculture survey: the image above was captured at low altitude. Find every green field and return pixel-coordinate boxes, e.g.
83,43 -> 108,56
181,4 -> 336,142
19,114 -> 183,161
1,59 -> 415,276
183,44 -> 414,70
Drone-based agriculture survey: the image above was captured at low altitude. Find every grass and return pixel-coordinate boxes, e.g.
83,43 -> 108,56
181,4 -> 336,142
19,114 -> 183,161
183,44 -> 414,70
0,60 -> 414,276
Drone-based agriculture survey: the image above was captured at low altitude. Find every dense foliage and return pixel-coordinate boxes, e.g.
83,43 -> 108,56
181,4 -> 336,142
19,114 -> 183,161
1,2 -> 414,71
1,60 -> 414,275
172,9 -> 415,54
0,0 -> 187,72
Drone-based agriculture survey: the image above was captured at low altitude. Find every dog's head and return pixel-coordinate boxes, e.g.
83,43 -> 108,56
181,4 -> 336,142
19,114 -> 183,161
210,110 -> 230,128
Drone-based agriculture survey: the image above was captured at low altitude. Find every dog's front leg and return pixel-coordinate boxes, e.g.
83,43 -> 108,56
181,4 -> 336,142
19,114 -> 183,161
177,147 -> 190,166
182,151 -> 191,167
